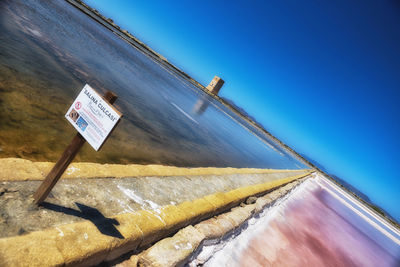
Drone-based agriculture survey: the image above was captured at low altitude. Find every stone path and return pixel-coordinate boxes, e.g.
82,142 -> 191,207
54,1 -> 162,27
0,170 -> 307,238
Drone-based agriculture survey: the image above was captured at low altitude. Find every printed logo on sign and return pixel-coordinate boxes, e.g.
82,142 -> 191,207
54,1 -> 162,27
75,102 -> 82,110
76,117 -> 88,131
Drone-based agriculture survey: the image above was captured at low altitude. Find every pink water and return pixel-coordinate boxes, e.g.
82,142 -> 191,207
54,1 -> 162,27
203,176 -> 400,267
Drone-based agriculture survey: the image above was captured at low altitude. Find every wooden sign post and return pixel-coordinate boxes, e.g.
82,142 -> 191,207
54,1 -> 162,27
33,86 -> 121,205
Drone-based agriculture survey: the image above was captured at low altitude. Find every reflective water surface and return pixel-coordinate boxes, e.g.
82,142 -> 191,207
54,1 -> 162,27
203,175 -> 400,266
0,0 -> 304,169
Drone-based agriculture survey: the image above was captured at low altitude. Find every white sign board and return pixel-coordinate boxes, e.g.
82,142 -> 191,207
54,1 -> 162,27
65,84 -> 121,151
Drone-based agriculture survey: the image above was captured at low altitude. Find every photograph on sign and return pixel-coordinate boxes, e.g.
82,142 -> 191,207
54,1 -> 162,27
65,84 -> 121,150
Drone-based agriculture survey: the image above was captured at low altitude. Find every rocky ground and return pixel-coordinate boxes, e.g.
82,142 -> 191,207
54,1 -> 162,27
0,170 -> 308,238
113,177 -> 310,267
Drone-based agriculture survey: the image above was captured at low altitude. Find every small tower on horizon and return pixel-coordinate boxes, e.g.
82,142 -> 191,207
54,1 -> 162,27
206,76 -> 224,95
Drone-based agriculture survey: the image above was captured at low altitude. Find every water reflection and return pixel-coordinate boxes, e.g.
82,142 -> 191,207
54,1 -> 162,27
192,94 -> 211,115
0,0 -> 305,169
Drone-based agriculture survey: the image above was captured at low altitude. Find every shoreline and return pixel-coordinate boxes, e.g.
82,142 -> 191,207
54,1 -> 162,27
0,157 -> 310,181
319,174 -> 400,236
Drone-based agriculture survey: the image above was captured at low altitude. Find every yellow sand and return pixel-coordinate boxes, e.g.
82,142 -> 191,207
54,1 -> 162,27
0,158 -> 308,181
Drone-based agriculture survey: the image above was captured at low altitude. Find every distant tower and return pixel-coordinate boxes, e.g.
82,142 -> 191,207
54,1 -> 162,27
206,76 -> 224,95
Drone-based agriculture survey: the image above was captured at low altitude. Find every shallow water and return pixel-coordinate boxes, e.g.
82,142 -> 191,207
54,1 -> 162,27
200,175 -> 400,266
0,0 -> 304,169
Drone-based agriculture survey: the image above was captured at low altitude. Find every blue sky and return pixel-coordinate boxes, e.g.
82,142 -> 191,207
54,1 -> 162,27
85,0 -> 400,221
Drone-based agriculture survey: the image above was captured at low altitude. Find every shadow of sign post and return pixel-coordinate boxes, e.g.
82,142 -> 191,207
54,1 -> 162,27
33,84 -> 122,205
41,202 -> 124,239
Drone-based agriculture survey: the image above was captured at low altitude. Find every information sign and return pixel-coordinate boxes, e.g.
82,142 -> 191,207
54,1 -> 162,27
65,84 -> 121,150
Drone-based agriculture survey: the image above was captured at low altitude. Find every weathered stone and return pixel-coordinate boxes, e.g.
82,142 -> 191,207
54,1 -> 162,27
0,229 -> 64,267
219,205 -> 254,228
0,158 -> 43,181
203,192 -> 240,213
54,221 -> 115,266
105,214 -> 144,261
121,210 -> 166,247
158,205 -> 190,233
177,198 -> 216,222
115,255 -> 139,267
195,217 -> 235,240
246,196 -> 258,205
138,226 -> 205,267
255,196 -> 272,212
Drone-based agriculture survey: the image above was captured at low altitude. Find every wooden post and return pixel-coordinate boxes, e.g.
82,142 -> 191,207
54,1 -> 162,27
33,91 -> 117,205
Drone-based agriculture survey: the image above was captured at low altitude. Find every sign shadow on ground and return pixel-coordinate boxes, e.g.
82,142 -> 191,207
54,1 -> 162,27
41,202 -> 124,239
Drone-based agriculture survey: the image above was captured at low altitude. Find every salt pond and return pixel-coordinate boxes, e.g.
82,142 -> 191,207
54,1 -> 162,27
0,0 -> 304,169
196,174 -> 400,266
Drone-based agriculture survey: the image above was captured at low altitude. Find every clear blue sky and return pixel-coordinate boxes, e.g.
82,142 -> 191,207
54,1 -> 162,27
85,0 -> 400,221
